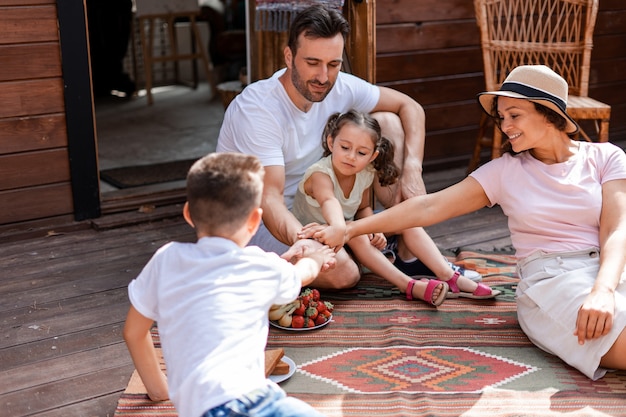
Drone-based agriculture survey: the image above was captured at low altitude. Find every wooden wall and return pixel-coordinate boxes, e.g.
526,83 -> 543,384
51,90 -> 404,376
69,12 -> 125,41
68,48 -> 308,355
0,0 -> 73,225
376,0 -> 626,169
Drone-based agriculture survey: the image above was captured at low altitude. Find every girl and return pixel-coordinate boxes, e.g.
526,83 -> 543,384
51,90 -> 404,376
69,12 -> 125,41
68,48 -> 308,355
294,110 -> 498,305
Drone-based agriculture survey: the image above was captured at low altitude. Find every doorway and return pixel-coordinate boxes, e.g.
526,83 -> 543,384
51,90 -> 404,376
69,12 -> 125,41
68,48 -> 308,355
87,1 -> 244,205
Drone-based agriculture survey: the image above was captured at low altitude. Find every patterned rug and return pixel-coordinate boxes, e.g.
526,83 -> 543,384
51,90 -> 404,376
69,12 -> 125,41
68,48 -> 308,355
114,251 -> 626,416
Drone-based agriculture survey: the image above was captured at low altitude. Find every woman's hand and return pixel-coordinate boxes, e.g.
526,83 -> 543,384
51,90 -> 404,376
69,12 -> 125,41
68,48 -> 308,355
574,288 -> 615,345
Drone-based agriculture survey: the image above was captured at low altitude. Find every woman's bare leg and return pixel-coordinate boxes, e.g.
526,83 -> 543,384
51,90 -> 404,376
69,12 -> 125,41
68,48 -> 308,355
600,327 -> 626,370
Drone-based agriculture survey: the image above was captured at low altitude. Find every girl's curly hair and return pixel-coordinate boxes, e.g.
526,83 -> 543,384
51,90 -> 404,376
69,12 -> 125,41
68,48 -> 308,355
322,110 -> 399,186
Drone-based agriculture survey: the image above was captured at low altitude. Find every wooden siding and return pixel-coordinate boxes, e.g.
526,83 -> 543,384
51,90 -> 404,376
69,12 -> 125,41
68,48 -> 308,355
0,0 -> 74,225
376,0 -> 626,168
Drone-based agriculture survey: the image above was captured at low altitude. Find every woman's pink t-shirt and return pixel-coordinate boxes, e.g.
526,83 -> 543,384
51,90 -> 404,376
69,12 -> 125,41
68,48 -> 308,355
470,142 -> 626,259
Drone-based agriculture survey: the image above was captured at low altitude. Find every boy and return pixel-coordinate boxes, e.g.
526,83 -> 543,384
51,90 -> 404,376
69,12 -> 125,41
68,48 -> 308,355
123,152 -> 333,417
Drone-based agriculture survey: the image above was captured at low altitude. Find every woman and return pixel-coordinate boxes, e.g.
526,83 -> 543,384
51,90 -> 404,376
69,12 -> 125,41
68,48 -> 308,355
338,65 -> 626,380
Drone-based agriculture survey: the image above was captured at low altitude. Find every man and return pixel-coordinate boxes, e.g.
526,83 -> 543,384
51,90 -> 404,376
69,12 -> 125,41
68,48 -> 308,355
217,5 -> 427,289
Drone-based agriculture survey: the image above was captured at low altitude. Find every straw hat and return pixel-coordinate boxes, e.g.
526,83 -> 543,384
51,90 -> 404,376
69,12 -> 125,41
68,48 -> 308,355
477,65 -> 579,134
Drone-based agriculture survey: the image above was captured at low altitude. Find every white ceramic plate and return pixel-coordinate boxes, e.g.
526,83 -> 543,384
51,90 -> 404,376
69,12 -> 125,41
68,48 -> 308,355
269,315 -> 332,331
269,355 -> 296,383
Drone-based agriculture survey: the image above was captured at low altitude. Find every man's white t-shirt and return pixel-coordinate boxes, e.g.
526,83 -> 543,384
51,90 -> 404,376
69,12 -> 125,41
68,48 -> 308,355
217,68 -> 380,209
127,237 -> 302,417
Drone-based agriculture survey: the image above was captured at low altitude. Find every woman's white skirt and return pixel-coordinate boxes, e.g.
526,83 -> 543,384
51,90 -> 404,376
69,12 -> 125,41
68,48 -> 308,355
516,248 -> 626,380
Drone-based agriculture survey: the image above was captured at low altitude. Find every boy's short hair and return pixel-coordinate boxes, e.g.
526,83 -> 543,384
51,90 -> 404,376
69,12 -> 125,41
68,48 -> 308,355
186,152 -> 264,235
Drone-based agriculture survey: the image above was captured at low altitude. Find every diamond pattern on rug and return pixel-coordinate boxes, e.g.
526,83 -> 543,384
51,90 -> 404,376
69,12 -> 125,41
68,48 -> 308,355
298,346 -> 537,394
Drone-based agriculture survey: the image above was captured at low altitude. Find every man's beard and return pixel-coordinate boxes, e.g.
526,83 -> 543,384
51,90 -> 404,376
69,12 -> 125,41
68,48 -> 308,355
291,61 -> 333,103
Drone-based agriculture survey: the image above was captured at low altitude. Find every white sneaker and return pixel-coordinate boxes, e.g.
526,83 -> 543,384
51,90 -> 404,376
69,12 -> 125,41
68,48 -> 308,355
448,261 -> 482,282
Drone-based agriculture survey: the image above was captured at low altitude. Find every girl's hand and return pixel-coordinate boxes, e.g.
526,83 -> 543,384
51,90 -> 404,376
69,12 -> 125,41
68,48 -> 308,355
574,288 -> 615,345
369,232 -> 387,250
313,225 -> 346,251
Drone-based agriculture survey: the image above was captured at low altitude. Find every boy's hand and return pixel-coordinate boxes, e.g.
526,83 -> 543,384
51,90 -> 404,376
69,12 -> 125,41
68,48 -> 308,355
303,244 -> 336,272
281,238 -> 336,271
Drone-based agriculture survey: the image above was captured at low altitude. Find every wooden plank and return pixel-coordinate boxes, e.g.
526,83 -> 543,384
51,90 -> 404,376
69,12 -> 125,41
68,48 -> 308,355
376,47 -> 483,83
0,234 -> 193,311
0,114 -> 67,154
377,20 -> 479,54
0,287 -> 130,348
424,102 -> 483,134
0,43 -> 62,81
0,78 -> 65,118
0,183 -> 73,226
0,149 -> 70,190
33,392 -> 123,417
595,9 -> 626,35
591,57 -> 626,85
0,0 -> 56,5
591,34 -> 626,60
0,342 -> 132,394
0,364 -> 133,417
0,214 -> 189,265
0,5 -> 59,45
377,0 -> 474,25
423,128 -> 481,165
344,0 -> 376,83
380,74 -> 485,106
0,323 -> 127,371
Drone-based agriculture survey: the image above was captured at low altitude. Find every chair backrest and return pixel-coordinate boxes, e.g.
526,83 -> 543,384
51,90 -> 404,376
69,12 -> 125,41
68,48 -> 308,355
474,0 -> 599,96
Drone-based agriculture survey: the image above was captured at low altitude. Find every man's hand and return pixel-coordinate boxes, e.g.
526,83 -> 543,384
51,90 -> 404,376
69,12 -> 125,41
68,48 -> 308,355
297,222 -> 324,240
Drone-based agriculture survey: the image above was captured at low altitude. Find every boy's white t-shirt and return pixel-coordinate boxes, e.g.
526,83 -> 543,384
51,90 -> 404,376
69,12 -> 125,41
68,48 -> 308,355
217,69 -> 380,209
127,237 -> 302,417
470,142 -> 626,259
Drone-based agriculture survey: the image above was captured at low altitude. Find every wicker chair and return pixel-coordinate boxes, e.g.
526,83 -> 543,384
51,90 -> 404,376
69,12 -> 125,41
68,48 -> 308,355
468,0 -> 611,172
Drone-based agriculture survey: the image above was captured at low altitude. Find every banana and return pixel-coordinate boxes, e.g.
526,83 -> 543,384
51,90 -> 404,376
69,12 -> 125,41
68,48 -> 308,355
278,304 -> 297,327
268,301 -> 297,321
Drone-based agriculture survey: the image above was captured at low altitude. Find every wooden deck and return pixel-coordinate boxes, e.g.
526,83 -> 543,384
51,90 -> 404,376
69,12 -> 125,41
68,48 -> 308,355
0,167 -> 511,417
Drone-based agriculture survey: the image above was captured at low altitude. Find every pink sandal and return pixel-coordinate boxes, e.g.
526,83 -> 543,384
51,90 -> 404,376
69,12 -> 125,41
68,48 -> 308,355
445,271 -> 500,299
407,278 -> 448,306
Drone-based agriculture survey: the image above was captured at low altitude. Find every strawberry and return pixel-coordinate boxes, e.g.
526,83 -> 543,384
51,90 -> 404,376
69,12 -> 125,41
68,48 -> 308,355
311,288 -> 321,301
300,294 -> 311,307
291,315 -> 305,328
316,302 -> 327,313
293,303 -> 306,316
305,306 -> 318,320
314,314 -> 327,326
306,318 -> 315,328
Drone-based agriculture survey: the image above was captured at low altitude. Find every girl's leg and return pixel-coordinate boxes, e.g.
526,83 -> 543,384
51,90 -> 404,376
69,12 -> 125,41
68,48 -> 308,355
348,234 -> 447,305
399,227 -> 498,297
